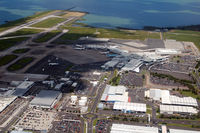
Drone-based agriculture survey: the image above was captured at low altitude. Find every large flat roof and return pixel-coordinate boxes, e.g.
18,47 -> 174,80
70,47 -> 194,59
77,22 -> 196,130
111,124 -> 158,133
113,102 -> 146,112
170,129 -> 200,133
160,105 -> 198,114
17,81 -> 34,89
30,90 -> 61,107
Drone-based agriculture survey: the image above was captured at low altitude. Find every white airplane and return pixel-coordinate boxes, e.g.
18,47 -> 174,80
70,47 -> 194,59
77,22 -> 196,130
75,44 -> 83,47
49,63 -> 59,66
74,47 -> 85,50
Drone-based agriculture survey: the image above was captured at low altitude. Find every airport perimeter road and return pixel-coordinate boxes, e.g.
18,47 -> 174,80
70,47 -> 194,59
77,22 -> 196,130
90,82 -> 106,113
90,72 -> 113,113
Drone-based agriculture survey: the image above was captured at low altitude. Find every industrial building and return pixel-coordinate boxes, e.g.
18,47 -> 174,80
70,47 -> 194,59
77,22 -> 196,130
113,102 -> 146,113
145,89 -> 198,107
162,95 -> 198,107
169,129 -> 200,133
100,85 -> 129,103
145,89 -> 199,115
160,105 -> 198,115
110,124 -> 158,133
0,96 -> 17,113
11,131 -> 32,133
30,90 -> 62,109
13,81 -> 34,97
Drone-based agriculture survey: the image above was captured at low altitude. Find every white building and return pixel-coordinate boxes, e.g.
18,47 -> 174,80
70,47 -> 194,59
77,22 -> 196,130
71,95 -> 78,105
79,96 -> 87,106
100,85 -> 129,103
169,129 -> 200,133
113,102 -> 146,113
145,89 -> 170,101
145,89 -> 198,107
160,105 -> 198,115
110,124 -> 158,133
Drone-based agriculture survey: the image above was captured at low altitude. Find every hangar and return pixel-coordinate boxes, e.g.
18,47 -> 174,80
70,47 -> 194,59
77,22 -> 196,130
30,90 -> 62,109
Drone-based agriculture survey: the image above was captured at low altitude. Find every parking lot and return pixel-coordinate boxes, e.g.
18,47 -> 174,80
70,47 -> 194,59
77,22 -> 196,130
170,55 -> 197,66
95,119 -> 111,133
151,62 -> 191,74
120,72 -> 143,87
49,114 -> 83,133
150,75 -> 184,87
15,108 -> 55,131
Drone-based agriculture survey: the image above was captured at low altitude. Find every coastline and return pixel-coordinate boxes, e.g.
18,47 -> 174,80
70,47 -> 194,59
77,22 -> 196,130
0,10 -> 200,32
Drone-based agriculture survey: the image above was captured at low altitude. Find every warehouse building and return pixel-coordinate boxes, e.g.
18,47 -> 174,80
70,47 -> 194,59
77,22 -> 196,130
160,105 -> 198,115
30,90 -> 62,109
100,85 -> 129,103
162,95 -> 198,107
145,89 -> 198,107
113,102 -> 146,113
13,81 -> 34,97
145,89 -> 170,101
110,124 -> 158,133
169,129 -> 200,133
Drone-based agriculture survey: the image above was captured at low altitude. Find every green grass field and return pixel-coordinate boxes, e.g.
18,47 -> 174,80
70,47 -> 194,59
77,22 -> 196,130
55,26 -> 152,43
166,123 -> 196,129
148,32 -> 160,39
31,17 -> 66,28
7,57 -> 34,71
0,37 -> 29,51
0,55 -> 18,66
33,30 -> 61,43
12,48 -> 30,54
4,28 -> 43,37
164,30 -> 200,49
180,90 -> 200,100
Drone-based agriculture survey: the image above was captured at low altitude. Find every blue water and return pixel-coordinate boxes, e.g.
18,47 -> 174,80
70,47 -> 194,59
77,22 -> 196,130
0,0 -> 200,29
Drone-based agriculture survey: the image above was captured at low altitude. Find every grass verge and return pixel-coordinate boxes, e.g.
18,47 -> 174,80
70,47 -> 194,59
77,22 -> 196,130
33,30 -> 61,43
31,17 -> 65,28
7,57 -> 34,71
4,28 -> 43,37
0,37 -> 29,51
12,48 -> 30,54
0,55 -> 18,66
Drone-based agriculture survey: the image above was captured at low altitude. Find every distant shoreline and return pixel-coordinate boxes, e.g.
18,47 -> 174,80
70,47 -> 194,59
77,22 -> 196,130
0,10 -> 200,32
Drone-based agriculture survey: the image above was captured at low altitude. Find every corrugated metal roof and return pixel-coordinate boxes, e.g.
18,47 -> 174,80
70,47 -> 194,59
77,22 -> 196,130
111,124 -> 158,133
113,102 -> 146,112
170,129 -> 200,133
30,90 -> 61,108
160,105 -> 198,114
107,95 -> 128,103
17,81 -> 34,89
